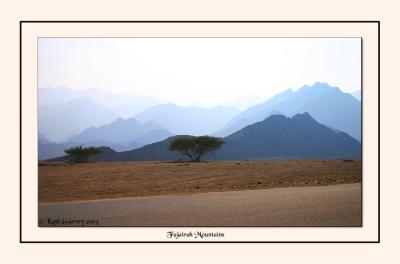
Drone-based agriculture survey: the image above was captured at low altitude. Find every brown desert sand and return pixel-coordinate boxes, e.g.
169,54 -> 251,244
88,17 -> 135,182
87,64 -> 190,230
39,159 -> 361,203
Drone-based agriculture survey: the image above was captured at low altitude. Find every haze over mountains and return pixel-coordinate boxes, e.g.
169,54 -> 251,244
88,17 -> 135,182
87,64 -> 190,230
39,86 -> 162,110
215,82 -> 361,141
38,117 -> 173,160
39,97 -> 118,142
134,103 -> 239,135
39,83 -> 361,160
38,87 -> 238,142
70,117 -> 166,144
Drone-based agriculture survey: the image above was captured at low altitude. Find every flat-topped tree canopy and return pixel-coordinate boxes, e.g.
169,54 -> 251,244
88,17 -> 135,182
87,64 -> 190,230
64,145 -> 103,163
169,135 -> 225,162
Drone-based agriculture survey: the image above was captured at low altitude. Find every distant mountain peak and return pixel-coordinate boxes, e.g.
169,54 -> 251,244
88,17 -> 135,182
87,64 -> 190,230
292,112 -> 314,120
262,112 -> 315,124
294,82 -> 340,97
311,81 -> 340,92
125,116 -> 140,122
281,88 -> 293,94
109,117 -> 140,126
313,81 -> 329,86
265,113 -> 287,120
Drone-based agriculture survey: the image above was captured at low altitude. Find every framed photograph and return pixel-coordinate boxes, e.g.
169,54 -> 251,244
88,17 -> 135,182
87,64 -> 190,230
20,21 -> 379,242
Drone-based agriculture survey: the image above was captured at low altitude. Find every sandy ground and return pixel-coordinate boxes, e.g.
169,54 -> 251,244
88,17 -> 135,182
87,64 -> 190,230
39,183 -> 361,227
39,160 -> 361,203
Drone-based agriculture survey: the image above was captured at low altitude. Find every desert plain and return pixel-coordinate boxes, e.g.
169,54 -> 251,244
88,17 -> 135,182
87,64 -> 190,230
39,159 -> 361,203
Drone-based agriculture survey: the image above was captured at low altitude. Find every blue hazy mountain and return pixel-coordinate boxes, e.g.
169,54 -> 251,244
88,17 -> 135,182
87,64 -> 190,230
133,128 -> 174,146
39,97 -> 118,142
215,82 -> 361,140
39,114 -> 173,159
134,103 -> 240,136
49,112 -> 360,162
214,88 -> 294,137
68,117 -> 172,145
38,127 -> 173,160
39,86 -> 161,111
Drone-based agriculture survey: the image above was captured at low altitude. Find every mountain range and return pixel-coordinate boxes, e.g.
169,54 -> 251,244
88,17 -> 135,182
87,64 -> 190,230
215,82 -> 361,141
39,82 -> 362,160
48,112 -> 360,162
68,117 -> 171,144
38,117 -> 173,160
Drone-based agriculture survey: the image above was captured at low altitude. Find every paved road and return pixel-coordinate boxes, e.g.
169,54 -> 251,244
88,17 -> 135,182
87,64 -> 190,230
38,183 -> 361,227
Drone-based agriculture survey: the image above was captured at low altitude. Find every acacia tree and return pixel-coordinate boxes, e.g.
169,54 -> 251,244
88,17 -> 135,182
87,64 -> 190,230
64,145 -> 103,163
169,136 -> 225,162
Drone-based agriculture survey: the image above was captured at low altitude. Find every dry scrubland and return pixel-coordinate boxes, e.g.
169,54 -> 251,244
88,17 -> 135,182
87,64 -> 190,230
38,160 -> 361,203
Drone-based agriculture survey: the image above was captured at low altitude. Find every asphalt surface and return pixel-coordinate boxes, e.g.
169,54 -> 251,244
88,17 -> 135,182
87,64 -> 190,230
38,183 -> 361,227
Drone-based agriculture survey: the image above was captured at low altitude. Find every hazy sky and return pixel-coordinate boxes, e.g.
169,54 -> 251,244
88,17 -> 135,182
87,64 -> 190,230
38,38 -> 361,108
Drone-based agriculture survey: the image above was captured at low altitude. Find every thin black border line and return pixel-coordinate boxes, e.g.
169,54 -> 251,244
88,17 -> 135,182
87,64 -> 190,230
377,21 -> 380,243
20,20 -> 380,243
19,20 -> 23,244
